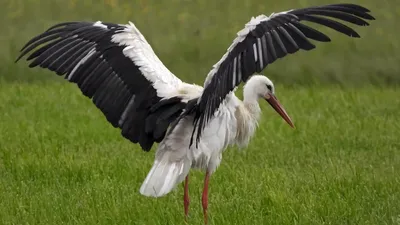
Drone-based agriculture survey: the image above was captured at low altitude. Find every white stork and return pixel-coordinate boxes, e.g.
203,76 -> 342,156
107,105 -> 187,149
16,3 -> 374,224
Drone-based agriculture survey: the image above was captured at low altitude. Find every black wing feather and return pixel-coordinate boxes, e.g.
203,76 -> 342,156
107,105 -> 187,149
290,21 -> 331,42
322,5 -> 375,20
277,26 -> 299,52
296,9 -> 369,26
294,14 -> 361,37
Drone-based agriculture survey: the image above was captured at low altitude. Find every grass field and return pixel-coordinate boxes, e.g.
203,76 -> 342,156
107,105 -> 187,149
1,0 -> 400,224
0,83 -> 399,225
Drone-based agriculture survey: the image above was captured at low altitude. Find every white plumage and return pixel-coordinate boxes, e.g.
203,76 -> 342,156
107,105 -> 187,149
17,3 -> 374,224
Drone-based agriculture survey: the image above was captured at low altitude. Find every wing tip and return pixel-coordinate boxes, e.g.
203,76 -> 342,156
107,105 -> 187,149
14,56 -> 23,63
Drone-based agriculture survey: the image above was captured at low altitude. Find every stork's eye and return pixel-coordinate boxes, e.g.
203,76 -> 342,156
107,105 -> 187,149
266,84 -> 272,91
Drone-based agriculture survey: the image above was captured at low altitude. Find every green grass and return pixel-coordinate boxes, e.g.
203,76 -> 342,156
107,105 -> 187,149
0,83 -> 399,225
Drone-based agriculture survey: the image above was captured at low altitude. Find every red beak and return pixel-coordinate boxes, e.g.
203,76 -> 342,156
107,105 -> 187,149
265,94 -> 295,128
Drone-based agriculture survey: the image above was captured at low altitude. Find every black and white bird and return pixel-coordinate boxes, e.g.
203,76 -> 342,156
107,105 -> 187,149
16,3 -> 374,224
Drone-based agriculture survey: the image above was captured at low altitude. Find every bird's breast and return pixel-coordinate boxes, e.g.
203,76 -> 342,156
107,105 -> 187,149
188,102 -> 238,172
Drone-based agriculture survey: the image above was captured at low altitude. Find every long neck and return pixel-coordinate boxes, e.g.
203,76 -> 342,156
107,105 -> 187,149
243,84 -> 261,119
235,86 -> 262,148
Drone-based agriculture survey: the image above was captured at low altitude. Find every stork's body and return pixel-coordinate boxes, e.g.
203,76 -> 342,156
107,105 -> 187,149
140,77 -> 265,195
16,3 -> 374,224
141,77 -> 276,223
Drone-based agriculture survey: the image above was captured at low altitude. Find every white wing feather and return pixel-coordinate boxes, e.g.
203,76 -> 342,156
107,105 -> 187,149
111,21 -> 183,98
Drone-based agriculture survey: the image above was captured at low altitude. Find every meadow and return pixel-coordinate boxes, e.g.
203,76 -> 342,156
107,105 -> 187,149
1,0 -> 399,224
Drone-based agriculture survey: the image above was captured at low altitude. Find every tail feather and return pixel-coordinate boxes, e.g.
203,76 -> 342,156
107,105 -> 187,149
140,156 -> 191,197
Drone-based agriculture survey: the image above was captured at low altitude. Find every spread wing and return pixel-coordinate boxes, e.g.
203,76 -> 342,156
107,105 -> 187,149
16,21 -> 186,151
191,3 -> 375,146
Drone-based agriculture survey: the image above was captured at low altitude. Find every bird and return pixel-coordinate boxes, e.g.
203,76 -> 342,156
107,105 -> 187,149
16,3 -> 374,224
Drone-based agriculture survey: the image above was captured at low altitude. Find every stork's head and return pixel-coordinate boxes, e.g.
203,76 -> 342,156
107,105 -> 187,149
244,75 -> 295,128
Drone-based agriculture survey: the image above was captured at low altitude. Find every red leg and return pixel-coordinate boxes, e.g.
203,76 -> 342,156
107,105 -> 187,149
184,175 -> 190,221
202,171 -> 210,225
